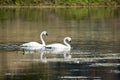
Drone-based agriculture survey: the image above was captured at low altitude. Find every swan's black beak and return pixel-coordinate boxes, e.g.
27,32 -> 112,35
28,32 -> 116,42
69,40 -> 72,43
46,33 -> 48,36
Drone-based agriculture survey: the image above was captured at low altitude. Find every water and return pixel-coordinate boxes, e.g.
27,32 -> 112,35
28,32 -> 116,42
0,7 -> 120,80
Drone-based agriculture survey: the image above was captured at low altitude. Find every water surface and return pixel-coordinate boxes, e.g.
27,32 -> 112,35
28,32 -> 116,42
0,7 -> 120,80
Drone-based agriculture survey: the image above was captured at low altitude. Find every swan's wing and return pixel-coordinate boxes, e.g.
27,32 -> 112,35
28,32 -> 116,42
20,42 -> 42,50
45,43 -> 71,54
45,43 -> 66,50
28,42 -> 41,46
21,42 -> 41,47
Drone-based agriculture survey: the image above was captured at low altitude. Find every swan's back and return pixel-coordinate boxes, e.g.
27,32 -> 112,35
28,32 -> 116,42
45,43 -> 70,54
45,43 -> 70,52
21,42 -> 42,50
46,43 -> 67,49
21,42 -> 41,46
45,37 -> 72,51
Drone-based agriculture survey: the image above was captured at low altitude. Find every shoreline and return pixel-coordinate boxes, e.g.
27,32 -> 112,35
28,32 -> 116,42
0,5 -> 120,8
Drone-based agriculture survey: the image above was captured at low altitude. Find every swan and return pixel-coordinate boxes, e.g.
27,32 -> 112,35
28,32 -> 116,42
44,37 -> 72,58
20,31 -> 48,53
45,37 -> 71,52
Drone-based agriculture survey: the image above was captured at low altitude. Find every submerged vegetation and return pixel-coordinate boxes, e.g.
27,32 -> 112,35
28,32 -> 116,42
0,0 -> 120,6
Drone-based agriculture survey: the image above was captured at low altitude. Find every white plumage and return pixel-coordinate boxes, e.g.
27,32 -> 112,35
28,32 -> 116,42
39,37 -> 72,59
45,37 -> 72,54
44,37 -> 72,58
20,31 -> 48,53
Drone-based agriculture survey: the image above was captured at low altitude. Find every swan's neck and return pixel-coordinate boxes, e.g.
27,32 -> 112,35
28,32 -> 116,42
64,38 -> 71,50
40,33 -> 45,46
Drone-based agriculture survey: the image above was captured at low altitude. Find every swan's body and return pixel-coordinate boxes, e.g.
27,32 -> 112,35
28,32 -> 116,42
21,42 -> 42,50
20,31 -> 48,53
44,37 -> 72,58
45,37 -> 71,53
45,43 -> 70,53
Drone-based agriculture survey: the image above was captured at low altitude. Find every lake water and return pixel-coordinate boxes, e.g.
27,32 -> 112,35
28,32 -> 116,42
0,7 -> 120,80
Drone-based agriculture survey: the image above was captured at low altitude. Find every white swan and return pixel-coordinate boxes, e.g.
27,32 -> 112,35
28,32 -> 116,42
20,31 -> 48,53
45,37 -> 72,58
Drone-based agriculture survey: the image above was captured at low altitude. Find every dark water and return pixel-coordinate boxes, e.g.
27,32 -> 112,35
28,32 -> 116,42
0,7 -> 120,80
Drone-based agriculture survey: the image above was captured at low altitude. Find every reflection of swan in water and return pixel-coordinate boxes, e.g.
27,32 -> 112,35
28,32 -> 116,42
40,52 -> 47,63
20,31 -> 48,54
39,51 -> 70,63
44,37 -> 72,58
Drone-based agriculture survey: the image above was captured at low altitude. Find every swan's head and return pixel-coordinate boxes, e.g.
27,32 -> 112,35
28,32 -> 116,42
41,31 -> 48,36
65,37 -> 72,42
